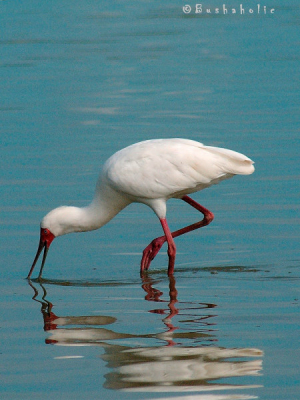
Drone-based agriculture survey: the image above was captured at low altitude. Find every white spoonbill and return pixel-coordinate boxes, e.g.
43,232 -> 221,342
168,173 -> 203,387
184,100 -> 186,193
27,138 -> 254,279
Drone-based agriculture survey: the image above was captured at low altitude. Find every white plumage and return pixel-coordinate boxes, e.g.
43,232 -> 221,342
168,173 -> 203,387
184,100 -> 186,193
28,138 -> 254,279
105,139 -> 252,202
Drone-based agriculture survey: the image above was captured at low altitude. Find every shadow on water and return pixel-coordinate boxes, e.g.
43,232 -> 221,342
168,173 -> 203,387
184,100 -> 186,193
30,277 -> 141,287
28,275 -> 263,396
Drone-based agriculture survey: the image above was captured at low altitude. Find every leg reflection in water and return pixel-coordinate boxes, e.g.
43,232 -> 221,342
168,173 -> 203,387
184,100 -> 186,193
142,275 -> 179,345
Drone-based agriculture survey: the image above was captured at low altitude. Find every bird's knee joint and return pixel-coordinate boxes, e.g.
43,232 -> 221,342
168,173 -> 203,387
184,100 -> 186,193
205,212 -> 214,225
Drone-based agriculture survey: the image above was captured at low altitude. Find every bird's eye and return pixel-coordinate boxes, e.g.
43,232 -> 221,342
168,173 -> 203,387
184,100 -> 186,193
44,229 -> 48,235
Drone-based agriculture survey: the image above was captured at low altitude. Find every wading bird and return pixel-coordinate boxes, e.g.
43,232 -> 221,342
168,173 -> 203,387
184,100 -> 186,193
28,138 -> 254,279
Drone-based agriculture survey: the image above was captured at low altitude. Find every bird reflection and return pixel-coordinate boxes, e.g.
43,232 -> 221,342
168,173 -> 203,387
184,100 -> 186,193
28,277 -> 263,393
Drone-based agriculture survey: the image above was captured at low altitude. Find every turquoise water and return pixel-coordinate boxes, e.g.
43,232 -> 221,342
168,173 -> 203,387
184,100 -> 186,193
1,1 -> 299,399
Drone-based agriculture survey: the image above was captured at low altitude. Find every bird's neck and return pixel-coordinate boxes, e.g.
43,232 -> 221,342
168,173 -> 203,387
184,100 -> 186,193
76,184 -> 131,233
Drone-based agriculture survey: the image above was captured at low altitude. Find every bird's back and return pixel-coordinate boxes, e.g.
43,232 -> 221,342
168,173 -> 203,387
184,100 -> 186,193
102,139 -> 254,200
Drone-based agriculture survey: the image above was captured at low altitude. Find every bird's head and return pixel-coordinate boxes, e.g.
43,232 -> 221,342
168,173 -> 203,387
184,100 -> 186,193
27,206 -> 83,280
27,226 -> 55,280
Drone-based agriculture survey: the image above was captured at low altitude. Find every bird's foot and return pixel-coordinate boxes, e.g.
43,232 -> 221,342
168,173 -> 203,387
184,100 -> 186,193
140,236 -> 166,274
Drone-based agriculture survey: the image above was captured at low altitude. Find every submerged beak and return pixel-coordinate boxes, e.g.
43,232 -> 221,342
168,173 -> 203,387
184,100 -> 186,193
27,228 -> 55,280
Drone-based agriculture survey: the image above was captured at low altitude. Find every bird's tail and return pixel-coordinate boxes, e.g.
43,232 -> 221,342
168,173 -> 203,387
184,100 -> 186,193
204,146 -> 255,175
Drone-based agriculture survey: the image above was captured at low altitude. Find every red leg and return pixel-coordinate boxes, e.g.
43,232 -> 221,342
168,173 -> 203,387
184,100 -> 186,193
161,218 -> 176,276
140,195 -> 214,275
